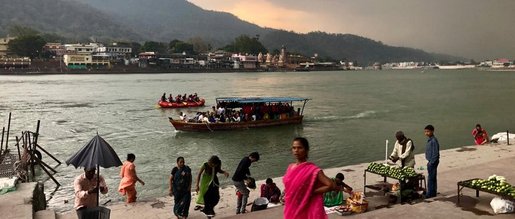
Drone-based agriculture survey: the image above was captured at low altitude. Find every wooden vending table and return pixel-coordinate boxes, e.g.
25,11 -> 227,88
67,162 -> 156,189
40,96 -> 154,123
363,170 -> 426,203
456,178 -> 515,205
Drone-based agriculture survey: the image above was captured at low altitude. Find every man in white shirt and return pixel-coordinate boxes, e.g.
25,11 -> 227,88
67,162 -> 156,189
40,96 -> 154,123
389,131 -> 415,168
179,112 -> 188,122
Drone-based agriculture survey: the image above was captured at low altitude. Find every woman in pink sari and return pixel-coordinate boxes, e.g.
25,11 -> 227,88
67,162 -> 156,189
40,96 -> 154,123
283,137 -> 337,219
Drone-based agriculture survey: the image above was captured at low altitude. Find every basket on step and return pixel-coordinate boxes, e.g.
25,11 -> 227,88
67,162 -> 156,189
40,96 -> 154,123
346,198 -> 368,213
82,206 -> 111,219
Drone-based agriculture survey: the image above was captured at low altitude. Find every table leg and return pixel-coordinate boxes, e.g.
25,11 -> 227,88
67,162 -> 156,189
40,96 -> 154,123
363,171 -> 367,194
457,185 -> 460,205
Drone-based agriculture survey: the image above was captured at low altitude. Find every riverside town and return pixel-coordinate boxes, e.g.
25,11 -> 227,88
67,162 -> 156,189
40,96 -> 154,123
1,35 -> 515,74
1,1 -> 515,219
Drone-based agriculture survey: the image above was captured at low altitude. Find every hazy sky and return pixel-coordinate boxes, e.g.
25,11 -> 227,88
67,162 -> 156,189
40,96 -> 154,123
189,0 -> 515,60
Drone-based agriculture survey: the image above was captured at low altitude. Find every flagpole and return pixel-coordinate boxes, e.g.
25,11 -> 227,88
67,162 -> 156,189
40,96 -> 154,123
97,163 -> 100,207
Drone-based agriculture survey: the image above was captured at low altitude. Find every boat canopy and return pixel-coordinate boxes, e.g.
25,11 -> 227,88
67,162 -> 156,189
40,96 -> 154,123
216,97 -> 309,104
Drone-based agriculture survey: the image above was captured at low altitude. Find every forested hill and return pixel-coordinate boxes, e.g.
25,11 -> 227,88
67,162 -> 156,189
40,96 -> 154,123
0,0 -> 461,63
75,0 -> 268,45
261,31 -> 459,64
0,0 -> 142,41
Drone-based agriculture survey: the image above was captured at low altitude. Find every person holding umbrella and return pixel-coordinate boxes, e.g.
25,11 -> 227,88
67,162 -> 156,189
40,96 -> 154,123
74,167 -> 108,218
66,134 -> 124,218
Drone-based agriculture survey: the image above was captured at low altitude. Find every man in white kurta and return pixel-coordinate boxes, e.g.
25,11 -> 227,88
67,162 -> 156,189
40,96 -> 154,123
389,131 -> 416,168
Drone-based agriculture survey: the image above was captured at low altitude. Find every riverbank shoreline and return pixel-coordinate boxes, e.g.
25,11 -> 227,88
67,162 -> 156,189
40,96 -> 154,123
0,66 -> 344,76
54,142 -> 515,219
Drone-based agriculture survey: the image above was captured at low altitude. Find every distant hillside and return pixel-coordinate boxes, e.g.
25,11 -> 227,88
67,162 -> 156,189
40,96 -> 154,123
0,0 -> 142,41
261,31 -> 459,65
0,0 -> 461,63
75,0 -> 268,45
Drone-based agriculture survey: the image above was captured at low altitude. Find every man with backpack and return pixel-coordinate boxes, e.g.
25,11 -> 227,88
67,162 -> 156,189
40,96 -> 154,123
389,131 -> 416,168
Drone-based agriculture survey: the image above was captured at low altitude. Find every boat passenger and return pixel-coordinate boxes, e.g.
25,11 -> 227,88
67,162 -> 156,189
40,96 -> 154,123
168,94 -> 174,103
198,113 -> 204,123
179,112 -> 188,122
202,114 -> 210,123
208,113 -> 216,123
216,106 -> 225,116
161,93 -> 167,102
233,112 -> 241,122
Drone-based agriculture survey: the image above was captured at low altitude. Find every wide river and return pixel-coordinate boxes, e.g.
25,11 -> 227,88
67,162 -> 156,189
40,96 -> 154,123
1,69 -> 514,212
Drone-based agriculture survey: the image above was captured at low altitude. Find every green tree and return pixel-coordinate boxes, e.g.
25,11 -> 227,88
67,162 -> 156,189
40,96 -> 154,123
224,35 -> 267,55
169,39 -> 195,54
8,35 -> 47,58
141,41 -> 167,54
8,25 -> 39,37
40,33 -> 66,43
188,37 -> 210,53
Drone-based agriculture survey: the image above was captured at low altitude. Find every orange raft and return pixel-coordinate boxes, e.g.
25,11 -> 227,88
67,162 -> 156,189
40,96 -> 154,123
158,99 -> 205,108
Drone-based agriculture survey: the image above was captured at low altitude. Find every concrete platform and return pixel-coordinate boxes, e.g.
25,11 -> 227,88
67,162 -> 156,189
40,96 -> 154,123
34,210 -> 57,219
0,182 -> 46,219
226,155 -> 515,219
55,143 -> 515,219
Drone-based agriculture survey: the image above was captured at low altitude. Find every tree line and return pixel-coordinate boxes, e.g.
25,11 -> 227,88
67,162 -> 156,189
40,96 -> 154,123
6,26 -> 270,59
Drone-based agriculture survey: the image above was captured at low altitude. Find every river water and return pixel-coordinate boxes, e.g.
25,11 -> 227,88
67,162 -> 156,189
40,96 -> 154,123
1,69 -> 514,212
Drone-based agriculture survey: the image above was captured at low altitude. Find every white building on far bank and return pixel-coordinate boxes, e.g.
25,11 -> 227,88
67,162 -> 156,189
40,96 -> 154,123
231,54 -> 257,69
0,36 -> 16,57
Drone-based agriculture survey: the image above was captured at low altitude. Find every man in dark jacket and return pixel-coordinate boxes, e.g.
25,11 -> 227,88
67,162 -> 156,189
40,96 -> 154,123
232,152 -> 260,214
424,125 -> 440,198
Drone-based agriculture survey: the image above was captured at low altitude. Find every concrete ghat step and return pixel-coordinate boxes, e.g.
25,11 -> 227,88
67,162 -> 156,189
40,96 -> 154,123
34,210 -> 57,219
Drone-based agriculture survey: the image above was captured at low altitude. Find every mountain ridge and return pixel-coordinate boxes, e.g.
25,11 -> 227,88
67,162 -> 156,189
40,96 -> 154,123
0,0 -> 462,63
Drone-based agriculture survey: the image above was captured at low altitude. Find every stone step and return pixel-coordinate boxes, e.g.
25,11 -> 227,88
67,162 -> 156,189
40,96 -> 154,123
34,210 -> 56,219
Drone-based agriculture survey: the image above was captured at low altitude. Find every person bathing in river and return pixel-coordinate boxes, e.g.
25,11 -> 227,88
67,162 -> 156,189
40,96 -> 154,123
472,124 -> 489,145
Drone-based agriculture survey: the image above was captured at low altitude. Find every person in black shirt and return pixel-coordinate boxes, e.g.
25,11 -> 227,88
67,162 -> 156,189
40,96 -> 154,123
232,152 -> 260,214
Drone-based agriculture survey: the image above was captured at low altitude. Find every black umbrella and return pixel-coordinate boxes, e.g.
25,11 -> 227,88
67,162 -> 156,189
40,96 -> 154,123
66,134 -> 123,206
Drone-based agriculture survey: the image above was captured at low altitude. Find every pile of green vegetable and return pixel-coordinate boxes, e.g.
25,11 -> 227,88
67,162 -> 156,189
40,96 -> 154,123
366,162 -> 419,180
462,175 -> 515,198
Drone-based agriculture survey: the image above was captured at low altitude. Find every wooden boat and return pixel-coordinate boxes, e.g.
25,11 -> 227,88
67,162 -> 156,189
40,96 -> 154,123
158,99 -> 205,108
169,97 -> 309,132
